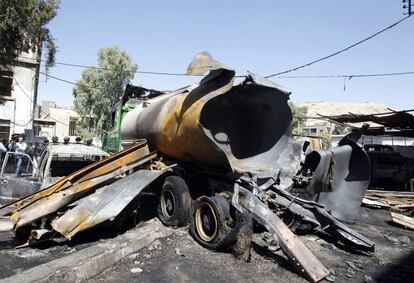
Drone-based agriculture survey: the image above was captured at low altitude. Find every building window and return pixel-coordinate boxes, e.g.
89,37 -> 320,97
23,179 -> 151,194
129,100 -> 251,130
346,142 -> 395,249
0,125 -> 10,140
309,128 -> 317,134
69,119 -> 77,136
0,75 -> 13,97
33,123 -> 40,136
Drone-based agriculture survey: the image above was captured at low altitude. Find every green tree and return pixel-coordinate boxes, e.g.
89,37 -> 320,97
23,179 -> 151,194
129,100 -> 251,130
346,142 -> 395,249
321,132 -> 331,149
0,0 -> 60,69
73,46 -> 137,138
289,102 -> 308,135
332,123 -> 348,135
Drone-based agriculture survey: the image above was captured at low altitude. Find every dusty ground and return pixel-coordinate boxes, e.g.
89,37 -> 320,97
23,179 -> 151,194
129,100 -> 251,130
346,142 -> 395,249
0,205 -> 412,283
88,207 -> 414,283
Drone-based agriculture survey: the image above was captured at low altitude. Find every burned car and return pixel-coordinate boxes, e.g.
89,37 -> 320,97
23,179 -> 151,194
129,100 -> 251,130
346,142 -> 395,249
0,140 -> 109,204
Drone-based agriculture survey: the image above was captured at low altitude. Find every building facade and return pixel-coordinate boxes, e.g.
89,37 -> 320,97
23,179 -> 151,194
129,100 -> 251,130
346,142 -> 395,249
0,52 -> 39,140
34,101 -> 80,140
297,101 -> 392,137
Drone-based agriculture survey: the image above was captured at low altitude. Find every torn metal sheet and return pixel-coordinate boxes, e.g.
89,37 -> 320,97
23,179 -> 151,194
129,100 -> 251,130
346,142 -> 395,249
121,52 -> 295,181
232,184 -> 329,283
0,140 -> 155,232
304,135 -> 371,223
52,169 -> 166,239
270,187 -> 375,252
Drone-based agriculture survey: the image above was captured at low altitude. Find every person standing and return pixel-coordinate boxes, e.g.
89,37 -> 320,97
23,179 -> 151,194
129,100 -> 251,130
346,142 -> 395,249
15,137 -> 27,177
8,139 -> 15,152
0,139 -> 7,162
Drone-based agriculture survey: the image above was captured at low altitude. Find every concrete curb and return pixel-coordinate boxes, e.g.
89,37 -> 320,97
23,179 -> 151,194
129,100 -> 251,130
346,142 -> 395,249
0,220 -> 171,283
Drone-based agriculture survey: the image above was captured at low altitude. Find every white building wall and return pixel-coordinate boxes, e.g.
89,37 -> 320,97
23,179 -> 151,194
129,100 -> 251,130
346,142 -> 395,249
11,65 -> 36,133
49,106 -> 79,139
0,52 -> 37,138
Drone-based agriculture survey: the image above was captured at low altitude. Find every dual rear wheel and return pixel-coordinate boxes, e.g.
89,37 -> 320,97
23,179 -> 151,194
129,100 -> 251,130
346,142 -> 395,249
156,176 -> 252,255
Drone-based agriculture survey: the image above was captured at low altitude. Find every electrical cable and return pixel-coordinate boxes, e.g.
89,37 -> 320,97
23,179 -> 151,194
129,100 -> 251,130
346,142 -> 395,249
13,77 -> 69,126
276,71 -> 414,79
5,16 -> 412,80
265,16 -> 411,78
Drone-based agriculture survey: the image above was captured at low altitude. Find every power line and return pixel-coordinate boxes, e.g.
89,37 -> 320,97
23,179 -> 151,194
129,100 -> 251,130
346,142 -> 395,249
277,70 -> 414,79
39,69 -> 414,92
53,60 -> 201,77
43,60 -> 249,77
13,77 -> 69,126
5,16 -> 412,80
39,70 -> 104,90
266,16 -> 411,78
12,55 -> 201,77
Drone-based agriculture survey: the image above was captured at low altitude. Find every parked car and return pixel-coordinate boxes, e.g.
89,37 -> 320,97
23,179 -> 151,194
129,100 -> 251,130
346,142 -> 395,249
0,141 -> 109,204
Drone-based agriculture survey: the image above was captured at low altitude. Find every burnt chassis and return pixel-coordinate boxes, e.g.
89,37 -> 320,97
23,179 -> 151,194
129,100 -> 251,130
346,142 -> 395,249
172,135 -> 374,253
160,133 -> 373,282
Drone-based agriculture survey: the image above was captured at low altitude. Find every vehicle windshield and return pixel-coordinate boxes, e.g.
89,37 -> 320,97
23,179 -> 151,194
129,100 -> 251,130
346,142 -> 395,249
49,154 -> 104,177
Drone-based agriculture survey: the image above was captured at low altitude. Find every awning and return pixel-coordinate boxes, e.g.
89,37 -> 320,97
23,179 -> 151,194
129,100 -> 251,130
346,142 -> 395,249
320,109 -> 414,138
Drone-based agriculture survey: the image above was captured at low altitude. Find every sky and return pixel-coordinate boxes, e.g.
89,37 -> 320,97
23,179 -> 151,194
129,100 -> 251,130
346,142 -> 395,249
38,1 -> 414,110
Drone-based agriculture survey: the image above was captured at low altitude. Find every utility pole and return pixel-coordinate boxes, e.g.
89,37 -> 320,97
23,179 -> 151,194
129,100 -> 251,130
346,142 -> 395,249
31,45 -> 41,133
403,0 -> 413,16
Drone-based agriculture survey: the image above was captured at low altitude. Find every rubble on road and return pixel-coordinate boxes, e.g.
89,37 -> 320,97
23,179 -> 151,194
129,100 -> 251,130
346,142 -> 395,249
363,190 -> 414,212
362,190 -> 414,230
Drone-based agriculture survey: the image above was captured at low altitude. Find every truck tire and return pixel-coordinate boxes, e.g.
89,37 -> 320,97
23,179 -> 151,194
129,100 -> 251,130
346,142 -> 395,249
190,196 -> 253,260
157,176 -> 192,227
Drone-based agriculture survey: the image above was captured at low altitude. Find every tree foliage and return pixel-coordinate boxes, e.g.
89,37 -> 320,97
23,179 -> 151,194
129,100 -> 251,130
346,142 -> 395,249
332,123 -> 348,135
0,0 -> 60,69
289,102 -> 308,135
73,46 -> 137,138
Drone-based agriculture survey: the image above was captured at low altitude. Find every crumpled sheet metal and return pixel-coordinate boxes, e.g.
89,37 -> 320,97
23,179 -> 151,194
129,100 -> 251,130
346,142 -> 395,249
122,52 -> 295,180
52,169 -> 166,239
0,140 -> 153,231
305,135 -> 371,222
233,185 -> 329,283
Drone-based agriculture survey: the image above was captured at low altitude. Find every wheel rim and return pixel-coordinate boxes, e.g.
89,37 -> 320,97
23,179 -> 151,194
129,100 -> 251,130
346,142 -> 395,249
160,189 -> 175,220
195,201 -> 218,242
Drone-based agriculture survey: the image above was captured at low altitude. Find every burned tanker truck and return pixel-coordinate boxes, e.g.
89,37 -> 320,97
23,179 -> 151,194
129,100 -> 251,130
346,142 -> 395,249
0,53 -> 373,282
120,52 -> 374,281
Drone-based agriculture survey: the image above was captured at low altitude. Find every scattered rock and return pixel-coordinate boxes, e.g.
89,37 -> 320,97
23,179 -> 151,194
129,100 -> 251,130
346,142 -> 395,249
346,260 -> 364,271
398,236 -> 410,246
130,267 -> 143,274
328,268 -> 336,276
345,268 -> 355,278
128,253 -> 138,260
175,248 -> 185,257
384,233 -> 399,245
353,260 -> 364,269
325,274 -> 336,282
307,235 -> 320,241
134,260 -> 140,265
152,239 -> 162,249
268,245 -> 279,252
364,275 -> 378,283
